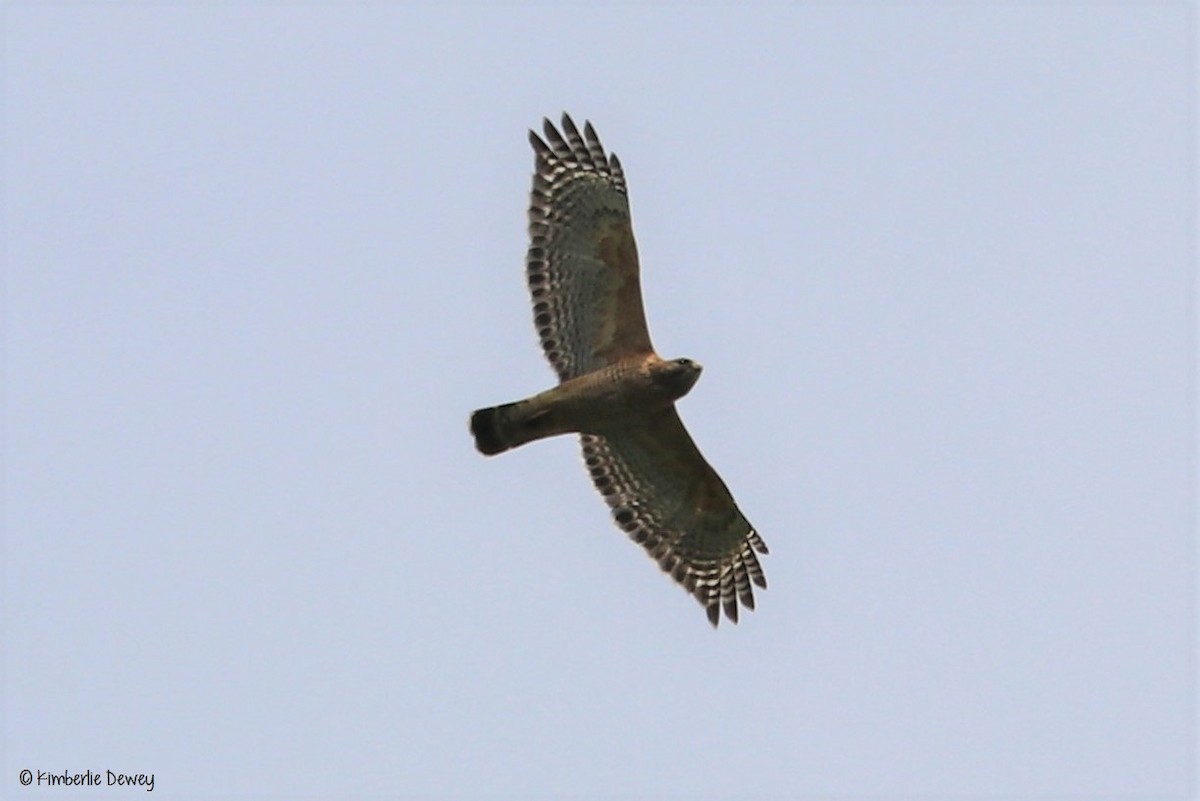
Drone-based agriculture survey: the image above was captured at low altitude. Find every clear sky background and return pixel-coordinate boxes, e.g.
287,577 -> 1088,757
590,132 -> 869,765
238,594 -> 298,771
3,4 -> 1194,799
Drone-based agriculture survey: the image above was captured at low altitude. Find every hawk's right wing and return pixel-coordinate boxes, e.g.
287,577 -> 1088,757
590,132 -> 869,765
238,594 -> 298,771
526,114 -> 655,381
581,408 -> 769,626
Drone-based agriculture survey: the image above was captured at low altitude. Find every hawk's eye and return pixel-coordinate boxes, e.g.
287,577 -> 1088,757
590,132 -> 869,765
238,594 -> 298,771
675,358 -> 691,367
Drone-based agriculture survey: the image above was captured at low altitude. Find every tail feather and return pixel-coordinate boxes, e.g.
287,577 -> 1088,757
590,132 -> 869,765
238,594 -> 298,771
470,400 -> 556,455
470,402 -> 520,455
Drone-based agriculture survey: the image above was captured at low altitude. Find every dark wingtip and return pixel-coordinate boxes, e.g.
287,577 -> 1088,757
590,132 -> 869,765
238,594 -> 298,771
529,128 -> 548,155
561,112 -> 579,137
724,596 -> 739,625
542,116 -> 569,152
470,407 -> 507,456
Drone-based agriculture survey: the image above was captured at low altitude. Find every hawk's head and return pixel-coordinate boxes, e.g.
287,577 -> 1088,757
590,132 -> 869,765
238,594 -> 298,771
651,357 -> 703,400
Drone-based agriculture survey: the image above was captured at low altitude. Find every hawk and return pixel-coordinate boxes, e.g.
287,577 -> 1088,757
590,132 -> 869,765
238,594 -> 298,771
470,114 -> 768,626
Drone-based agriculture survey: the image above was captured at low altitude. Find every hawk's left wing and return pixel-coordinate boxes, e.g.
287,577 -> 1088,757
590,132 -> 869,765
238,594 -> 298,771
526,114 -> 654,381
581,409 -> 769,626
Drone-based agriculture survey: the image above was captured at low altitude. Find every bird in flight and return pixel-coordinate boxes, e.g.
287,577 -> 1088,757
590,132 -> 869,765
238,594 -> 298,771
470,113 -> 767,626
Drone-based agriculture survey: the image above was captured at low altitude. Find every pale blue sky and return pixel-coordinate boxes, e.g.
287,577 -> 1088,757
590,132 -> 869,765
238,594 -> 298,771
3,4 -> 1194,799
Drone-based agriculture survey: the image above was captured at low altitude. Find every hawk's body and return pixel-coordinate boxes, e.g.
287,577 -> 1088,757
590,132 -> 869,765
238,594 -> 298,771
470,114 -> 768,626
471,354 -> 696,456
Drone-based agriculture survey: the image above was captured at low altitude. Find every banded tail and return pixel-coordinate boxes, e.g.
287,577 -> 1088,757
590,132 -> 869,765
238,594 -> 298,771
470,401 -> 554,456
